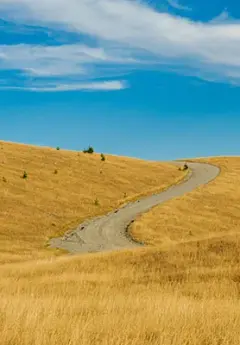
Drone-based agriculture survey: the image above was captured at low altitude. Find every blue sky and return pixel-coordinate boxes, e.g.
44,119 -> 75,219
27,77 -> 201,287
1,0 -> 240,160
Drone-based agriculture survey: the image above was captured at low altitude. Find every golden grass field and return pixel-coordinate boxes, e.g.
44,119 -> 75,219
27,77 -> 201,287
1,142 -> 240,345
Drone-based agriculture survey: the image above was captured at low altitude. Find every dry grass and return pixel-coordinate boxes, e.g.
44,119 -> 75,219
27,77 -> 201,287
1,146 -> 240,345
1,246 -> 240,345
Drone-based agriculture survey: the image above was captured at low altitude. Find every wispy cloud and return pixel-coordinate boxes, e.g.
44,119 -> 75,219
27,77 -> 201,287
0,43 -> 125,77
0,42 -> 140,90
167,0 -> 191,11
2,0 -> 240,88
0,80 -> 127,92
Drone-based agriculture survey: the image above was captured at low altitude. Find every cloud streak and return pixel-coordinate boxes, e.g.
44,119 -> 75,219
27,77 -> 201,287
0,80 -> 127,92
0,43 -> 134,76
0,43 -> 139,90
167,0 -> 191,11
1,0 -> 240,87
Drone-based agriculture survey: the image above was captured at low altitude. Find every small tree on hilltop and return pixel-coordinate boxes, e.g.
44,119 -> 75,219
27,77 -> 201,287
83,146 -> 94,154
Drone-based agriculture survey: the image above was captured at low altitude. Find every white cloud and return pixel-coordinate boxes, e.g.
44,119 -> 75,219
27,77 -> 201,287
0,44 -> 106,77
0,80 -> 127,92
167,0 -> 191,11
0,43 -> 140,80
1,0 -> 240,85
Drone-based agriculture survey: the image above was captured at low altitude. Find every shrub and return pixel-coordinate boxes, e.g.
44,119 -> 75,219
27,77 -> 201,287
83,146 -> 94,154
56,147 -> 60,151
101,153 -> 106,162
54,169 -> 58,175
179,163 -> 189,171
22,171 -> 28,179
94,198 -> 100,206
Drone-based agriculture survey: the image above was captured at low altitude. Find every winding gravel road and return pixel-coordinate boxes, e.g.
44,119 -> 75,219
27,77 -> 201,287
49,162 -> 220,254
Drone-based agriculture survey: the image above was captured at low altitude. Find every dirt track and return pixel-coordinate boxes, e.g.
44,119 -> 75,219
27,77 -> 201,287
49,162 -> 220,254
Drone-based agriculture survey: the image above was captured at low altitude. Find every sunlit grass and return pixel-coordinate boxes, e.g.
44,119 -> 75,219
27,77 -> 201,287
1,142 -> 239,344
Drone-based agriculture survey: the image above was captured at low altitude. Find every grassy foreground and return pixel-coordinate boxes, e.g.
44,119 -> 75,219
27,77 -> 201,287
2,246 -> 240,345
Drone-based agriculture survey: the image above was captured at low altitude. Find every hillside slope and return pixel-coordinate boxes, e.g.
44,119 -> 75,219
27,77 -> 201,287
130,157 -> 239,248
0,141 -> 183,263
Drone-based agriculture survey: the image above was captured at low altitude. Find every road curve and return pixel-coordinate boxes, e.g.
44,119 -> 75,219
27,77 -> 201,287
49,162 -> 220,254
